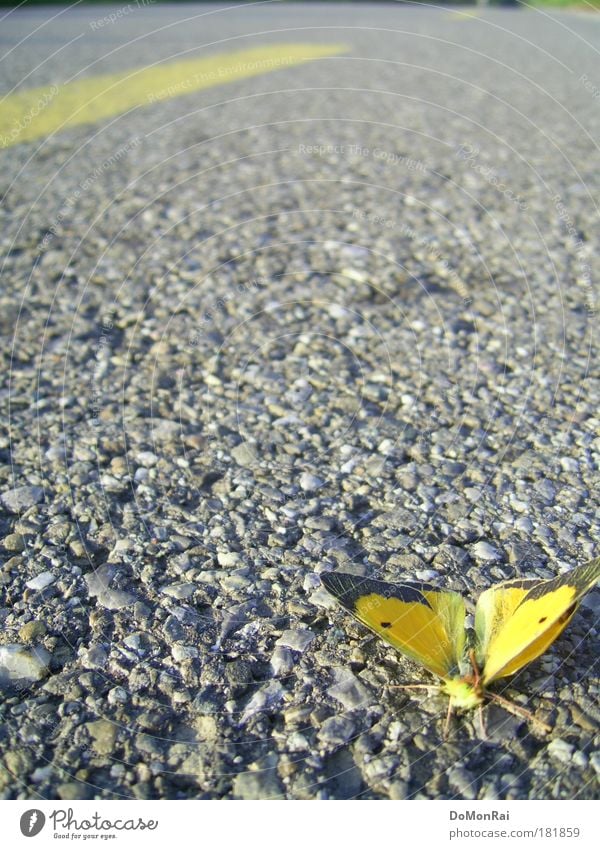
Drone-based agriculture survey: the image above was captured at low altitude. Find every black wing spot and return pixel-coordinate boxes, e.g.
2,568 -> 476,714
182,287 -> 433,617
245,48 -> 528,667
539,616 -> 547,623
380,621 -> 391,628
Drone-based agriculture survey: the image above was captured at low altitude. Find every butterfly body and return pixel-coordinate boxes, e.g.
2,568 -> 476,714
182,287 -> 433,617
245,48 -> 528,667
442,677 -> 485,710
321,557 -> 600,732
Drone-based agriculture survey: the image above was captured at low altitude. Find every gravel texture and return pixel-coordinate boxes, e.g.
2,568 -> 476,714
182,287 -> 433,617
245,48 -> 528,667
0,4 -> 599,800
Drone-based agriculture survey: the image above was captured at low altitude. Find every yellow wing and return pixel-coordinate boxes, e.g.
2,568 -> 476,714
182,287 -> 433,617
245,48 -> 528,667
474,577 -> 541,670
321,572 -> 466,680
476,557 -> 600,685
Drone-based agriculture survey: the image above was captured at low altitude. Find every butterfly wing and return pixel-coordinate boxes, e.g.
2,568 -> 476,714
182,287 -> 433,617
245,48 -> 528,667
477,558 -> 600,685
321,572 -> 466,680
474,577 -> 541,670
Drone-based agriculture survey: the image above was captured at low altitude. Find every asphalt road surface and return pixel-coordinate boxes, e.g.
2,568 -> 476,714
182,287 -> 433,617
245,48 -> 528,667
1,3 -> 599,802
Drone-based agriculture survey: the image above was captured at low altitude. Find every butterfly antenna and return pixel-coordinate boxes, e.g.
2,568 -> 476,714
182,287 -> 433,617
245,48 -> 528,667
486,691 -> 552,734
387,683 -> 439,691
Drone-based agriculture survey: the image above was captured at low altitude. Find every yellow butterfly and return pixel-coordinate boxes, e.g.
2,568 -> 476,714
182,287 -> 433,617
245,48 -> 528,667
321,557 -> 600,735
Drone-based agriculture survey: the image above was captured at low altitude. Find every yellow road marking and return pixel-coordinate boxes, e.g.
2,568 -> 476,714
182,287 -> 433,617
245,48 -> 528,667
0,43 -> 347,149
448,10 -> 482,20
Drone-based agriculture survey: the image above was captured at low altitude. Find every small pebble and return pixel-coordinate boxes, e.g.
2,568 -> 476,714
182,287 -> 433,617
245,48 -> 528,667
270,646 -> 295,676
275,629 -> 315,653
241,681 -> 285,724
0,644 -> 51,685
547,739 -> 574,764
232,768 -> 285,800
318,715 -> 356,746
172,645 -> 199,661
217,551 -> 240,568
160,582 -> 196,599
1,486 -> 45,513
300,472 -> 325,492
448,765 -> 479,799
26,571 -> 55,591
18,621 -> 47,643
231,443 -> 257,467
471,541 -> 502,561
3,533 -> 26,552
327,670 -> 374,710
85,719 -> 117,755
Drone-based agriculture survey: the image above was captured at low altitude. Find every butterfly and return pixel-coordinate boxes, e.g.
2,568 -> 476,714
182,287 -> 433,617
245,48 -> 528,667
321,557 -> 600,736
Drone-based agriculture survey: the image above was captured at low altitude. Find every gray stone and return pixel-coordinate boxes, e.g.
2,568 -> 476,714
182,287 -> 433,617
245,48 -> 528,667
448,765 -> 479,799
327,669 -> 374,710
231,443 -> 257,466
276,629 -> 315,653
241,681 -> 285,723
299,472 -> 325,492
107,686 -> 128,705
361,754 -> 400,784
26,571 -> 55,591
84,564 -> 136,610
217,551 -> 240,568
160,582 -> 196,599
86,719 -> 117,755
123,633 -> 149,655
18,621 -> 47,642
136,451 -> 159,467
96,587 -> 136,610
471,541 -> 502,561
0,644 -> 51,685
232,768 -> 285,800
57,782 -> 93,800
270,645 -> 295,676
151,419 -> 180,440
172,645 -> 199,661
81,645 -> 108,668
84,564 -> 116,597
163,615 -> 186,642
318,715 -> 356,746
547,738 -> 574,764
1,486 -> 44,513
3,533 -> 26,551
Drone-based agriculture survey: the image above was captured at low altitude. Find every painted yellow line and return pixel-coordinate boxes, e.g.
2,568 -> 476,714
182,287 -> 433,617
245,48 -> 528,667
448,10 -> 482,20
0,43 -> 347,149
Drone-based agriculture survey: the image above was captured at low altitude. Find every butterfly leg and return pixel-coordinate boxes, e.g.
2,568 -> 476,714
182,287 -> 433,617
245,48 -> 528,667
478,705 -> 487,740
486,692 -> 552,734
443,699 -> 454,739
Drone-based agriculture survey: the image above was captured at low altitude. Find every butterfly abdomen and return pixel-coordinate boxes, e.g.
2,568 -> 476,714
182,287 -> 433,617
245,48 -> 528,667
443,678 -> 484,710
